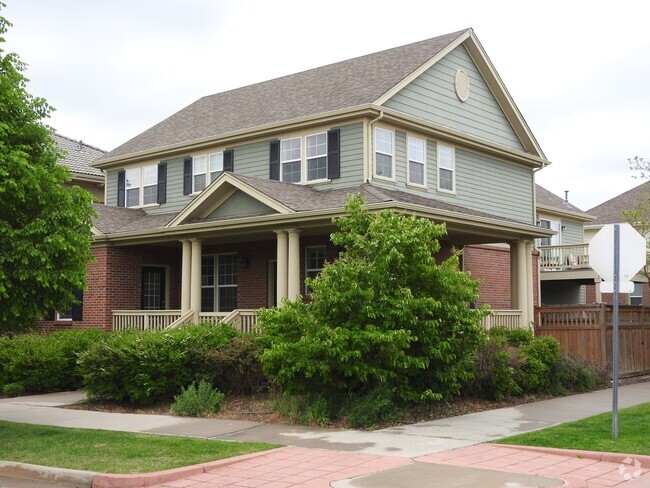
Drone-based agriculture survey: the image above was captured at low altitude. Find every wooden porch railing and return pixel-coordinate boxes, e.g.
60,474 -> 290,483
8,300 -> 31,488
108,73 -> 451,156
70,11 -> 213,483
112,310 -> 182,331
480,309 -> 525,330
538,243 -> 590,271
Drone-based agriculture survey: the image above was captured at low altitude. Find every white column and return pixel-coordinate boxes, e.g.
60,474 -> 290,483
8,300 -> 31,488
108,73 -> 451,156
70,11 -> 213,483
287,228 -> 301,300
190,238 -> 202,323
275,230 -> 288,305
515,240 -> 529,324
510,242 -> 518,308
526,240 -> 534,325
181,240 -> 192,313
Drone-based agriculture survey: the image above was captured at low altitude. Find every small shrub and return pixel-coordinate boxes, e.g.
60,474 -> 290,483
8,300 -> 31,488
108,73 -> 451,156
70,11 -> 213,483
273,395 -> 308,423
346,387 -> 403,428
467,336 -> 521,401
488,327 -> 534,347
556,354 -> 608,393
171,381 -> 225,417
2,382 -> 25,397
516,336 -> 561,394
300,395 -> 332,426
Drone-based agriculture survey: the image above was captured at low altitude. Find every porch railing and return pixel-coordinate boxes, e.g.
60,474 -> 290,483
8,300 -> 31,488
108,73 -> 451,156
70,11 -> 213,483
480,309 -> 525,330
539,244 -> 590,271
112,310 -> 182,331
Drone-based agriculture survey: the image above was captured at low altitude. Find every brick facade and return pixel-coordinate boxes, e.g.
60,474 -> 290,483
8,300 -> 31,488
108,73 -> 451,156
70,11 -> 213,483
585,282 -> 650,306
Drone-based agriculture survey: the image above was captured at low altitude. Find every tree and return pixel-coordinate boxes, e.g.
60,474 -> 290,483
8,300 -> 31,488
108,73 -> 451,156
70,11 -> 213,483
623,156 -> 650,281
0,5 -> 94,333
259,195 -> 487,405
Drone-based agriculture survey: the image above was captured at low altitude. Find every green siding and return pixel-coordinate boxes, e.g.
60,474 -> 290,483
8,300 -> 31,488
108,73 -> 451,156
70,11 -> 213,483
383,45 -> 524,151
207,191 -> 276,220
561,219 -> 584,244
321,122 -> 365,190
146,157 -> 191,215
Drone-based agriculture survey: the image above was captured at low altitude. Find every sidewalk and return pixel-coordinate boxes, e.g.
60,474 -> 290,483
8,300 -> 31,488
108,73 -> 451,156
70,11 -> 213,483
0,381 -> 648,487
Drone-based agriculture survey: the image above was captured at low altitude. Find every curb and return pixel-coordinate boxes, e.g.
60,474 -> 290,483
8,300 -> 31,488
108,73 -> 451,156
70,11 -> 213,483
0,461 -> 96,487
91,447 -> 287,488
503,445 -> 650,468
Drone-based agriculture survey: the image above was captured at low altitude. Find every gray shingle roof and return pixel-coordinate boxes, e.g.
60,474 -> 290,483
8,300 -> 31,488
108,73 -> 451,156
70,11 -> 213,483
54,133 -> 105,177
587,181 -> 650,226
102,30 -> 467,160
535,184 -> 588,215
92,204 -> 175,234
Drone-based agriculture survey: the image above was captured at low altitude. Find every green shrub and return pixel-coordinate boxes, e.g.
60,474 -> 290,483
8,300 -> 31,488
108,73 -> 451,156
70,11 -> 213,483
300,395 -> 332,426
346,387 -> 403,429
171,381 -> 225,417
556,354 -> 608,393
78,324 -> 237,405
203,335 -> 269,395
2,382 -> 25,397
516,336 -> 561,394
467,336 -> 521,401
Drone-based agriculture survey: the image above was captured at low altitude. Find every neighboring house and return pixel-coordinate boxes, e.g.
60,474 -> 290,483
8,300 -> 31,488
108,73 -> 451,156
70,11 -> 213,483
54,133 -> 106,202
535,185 -> 596,305
39,28 -> 554,332
585,181 -> 650,305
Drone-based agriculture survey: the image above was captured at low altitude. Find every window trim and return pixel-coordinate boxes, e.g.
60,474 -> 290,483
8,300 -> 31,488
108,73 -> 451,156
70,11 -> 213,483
192,155 -> 207,193
209,151 -> 224,182
305,245 -> 327,295
437,144 -> 456,194
55,310 -> 73,321
201,253 -> 239,312
374,127 -> 395,181
280,137 -> 302,183
407,136 -> 427,188
631,282 -> 643,305
306,132 -> 328,182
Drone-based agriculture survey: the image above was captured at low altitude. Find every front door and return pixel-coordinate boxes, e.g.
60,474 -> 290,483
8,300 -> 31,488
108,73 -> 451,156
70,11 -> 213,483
141,266 -> 166,310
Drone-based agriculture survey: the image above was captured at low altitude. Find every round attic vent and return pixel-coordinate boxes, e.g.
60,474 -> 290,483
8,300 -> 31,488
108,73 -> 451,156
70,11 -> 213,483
454,69 -> 470,102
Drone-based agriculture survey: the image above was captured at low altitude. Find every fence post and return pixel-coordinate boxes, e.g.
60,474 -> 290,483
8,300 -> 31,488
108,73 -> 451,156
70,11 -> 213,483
599,303 -> 607,365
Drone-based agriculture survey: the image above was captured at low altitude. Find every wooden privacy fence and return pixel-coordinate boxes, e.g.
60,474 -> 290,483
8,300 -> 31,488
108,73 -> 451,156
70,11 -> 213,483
534,304 -> 650,377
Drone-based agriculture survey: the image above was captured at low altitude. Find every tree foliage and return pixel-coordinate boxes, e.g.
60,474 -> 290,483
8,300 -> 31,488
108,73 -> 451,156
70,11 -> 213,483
623,156 -> 650,281
0,5 -> 95,332
259,195 -> 488,404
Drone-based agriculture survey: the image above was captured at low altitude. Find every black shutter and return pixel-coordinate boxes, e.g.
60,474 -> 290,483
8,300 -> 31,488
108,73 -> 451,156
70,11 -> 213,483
71,290 -> 83,322
157,162 -> 167,204
327,129 -> 340,179
269,141 -> 280,180
223,149 -> 234,172
117,170 -> 126,207
183,157 -> 192,195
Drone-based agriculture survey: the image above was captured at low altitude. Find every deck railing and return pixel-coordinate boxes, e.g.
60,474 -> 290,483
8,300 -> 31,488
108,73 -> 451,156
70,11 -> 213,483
480,309 -> 525,330
112,310 -> 182,331
539,244 -> 590,271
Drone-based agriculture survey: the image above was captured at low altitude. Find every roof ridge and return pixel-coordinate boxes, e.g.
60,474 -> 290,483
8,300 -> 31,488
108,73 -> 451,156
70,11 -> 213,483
54,133 -> 107,153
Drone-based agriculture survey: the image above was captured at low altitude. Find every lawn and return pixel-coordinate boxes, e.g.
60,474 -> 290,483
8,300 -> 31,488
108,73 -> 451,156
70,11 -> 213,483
495,402 -> 650,455
0,421 -> 279,474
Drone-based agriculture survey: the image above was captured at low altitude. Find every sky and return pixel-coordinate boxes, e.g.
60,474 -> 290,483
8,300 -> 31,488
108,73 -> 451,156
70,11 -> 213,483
2,0 -> 649,211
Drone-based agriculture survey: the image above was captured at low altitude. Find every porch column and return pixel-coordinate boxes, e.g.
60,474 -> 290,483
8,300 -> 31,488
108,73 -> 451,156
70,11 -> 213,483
287,228 -> 301,300
181,240 -> 192,314
510,242 -> 518,308
515,240 -> 529,325
275,230 -> 288,305
526,240 -> 534,325
190,238 -> 202,323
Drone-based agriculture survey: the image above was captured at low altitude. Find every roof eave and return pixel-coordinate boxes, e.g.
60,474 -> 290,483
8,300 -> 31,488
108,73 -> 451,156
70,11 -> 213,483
536,204 -> 596,222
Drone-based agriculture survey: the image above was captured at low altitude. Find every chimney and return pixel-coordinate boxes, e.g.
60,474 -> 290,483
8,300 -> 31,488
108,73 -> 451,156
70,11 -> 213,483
564,191 -> 569,203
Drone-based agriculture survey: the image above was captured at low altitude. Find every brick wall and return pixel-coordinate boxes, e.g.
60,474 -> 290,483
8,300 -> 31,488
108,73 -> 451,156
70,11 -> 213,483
585,282 -> 650,306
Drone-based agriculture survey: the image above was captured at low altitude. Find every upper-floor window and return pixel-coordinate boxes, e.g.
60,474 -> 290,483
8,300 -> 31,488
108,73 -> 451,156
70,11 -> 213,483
539,219 -> 561,246
192,156 -> 207,192
125,164 -> 158,207
184,150 -> 232,196
375,128 -> 393,179
306,133 -> 327,181
408,137 -> 426,187
438,145 -> 455,192
281,137 -> 302,183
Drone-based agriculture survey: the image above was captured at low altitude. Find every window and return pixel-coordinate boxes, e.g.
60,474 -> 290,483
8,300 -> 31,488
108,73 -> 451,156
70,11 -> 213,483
305,246 -> 326,294
438,145 -> 455,192
209,152 -> 223,182
281,137 -> 301,183
375,128 -> 393,179
539,219 -> 561,246
201,254 -> 238,312
192,155 -> 207,192
56,309 -> 72,321
408,137 -> 426,186
306,133 -> 327,181
631,283 -> 643,305
142,165 -> 158,205
125,168 -> 140,207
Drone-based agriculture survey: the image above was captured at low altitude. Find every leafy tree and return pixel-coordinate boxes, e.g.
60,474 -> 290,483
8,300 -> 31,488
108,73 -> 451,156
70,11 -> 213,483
0,5 -> 94,333
259,195 -> 487,405
623,156 -> 650,281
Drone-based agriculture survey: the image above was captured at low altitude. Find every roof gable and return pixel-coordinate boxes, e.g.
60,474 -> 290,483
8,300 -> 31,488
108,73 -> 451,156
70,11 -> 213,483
587,181 -> 650,226
536,184 -> 593,222
54,133 -> 105,177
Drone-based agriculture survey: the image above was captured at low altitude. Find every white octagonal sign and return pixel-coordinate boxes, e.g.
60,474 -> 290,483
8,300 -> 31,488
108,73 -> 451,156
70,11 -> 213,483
588,223 -> 646,285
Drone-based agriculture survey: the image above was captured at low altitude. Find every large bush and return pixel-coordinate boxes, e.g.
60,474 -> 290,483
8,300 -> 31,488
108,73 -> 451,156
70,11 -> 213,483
0,329 -> 104,395
259,195 -> 488,407
77,324 -> 238,404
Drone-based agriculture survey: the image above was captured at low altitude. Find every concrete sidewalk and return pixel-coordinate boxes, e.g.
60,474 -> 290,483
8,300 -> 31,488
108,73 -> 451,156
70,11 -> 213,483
0,381 -> 648,487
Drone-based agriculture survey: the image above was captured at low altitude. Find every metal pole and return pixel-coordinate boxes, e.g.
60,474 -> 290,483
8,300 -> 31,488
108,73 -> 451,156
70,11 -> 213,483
612,224 -> 620,440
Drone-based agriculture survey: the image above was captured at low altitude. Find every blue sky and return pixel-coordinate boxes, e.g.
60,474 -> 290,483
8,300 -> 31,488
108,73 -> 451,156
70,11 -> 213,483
3,0 -> 649,211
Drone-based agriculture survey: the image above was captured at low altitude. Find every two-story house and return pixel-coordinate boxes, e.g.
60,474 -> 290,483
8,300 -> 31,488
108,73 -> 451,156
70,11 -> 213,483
39,28 -> 554,332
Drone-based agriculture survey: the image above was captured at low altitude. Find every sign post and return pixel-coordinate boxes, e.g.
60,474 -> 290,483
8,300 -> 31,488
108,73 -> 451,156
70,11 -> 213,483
588,223 -> 646,441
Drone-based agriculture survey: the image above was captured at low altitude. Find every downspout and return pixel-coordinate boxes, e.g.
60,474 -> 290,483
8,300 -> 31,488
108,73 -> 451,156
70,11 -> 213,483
366,110 -> 385,182
532,162 -> 547,309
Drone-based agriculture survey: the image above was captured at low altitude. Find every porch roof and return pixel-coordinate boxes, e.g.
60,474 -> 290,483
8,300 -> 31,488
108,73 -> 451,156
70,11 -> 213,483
92,174 -> 553,243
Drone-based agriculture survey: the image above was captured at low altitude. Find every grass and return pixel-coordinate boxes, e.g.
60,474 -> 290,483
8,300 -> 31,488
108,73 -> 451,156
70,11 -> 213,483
0,421 -> 279,474
495,402 -> 650,455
